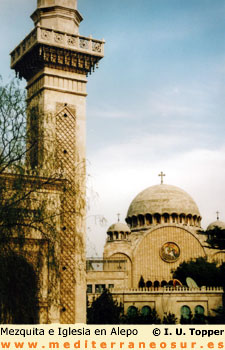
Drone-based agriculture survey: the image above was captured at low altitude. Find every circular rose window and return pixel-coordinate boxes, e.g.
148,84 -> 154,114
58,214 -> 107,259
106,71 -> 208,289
160,242 -> 180,262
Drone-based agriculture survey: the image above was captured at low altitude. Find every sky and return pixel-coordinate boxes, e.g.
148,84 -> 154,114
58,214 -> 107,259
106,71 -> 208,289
1,0 -> 225,256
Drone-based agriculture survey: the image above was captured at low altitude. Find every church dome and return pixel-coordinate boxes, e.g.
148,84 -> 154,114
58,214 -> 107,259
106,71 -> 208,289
207,220 -> 225,231
126,184 -> 201,230
107,222 -> 131,242
107,222 -> 131,233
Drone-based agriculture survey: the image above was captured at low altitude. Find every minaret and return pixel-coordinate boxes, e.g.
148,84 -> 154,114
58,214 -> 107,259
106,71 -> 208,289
10,0 -> 104,323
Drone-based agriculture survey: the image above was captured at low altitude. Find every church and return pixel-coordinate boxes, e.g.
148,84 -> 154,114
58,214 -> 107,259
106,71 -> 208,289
87,174 -> 225,320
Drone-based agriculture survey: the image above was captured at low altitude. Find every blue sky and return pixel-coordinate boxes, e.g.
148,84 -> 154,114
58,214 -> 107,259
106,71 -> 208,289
1,0 -> 225,255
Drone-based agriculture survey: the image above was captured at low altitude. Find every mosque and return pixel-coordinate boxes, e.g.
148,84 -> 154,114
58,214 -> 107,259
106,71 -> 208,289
87,173 -> 225,320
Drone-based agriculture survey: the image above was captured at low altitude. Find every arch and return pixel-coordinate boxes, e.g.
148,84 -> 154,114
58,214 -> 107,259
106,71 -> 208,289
132,216 -> 138,228
138,214 -> 145,226
0,253 -> 39,324
141,305 -> 151,316
153,280 -> 160,288
162,213 -> 169,224
161,280 -> 167,287
187,214 -> 193,226
193,215 -> 197,226
126,217 -> 131,227
171,213 -> 178,224
146,280 -> 152,288
179,214 -> 185,224
131,225 -> 207,286
145,214 -> 152,225
154,213 -> 161,224
180,305 -> 191,319
127,306 -> 137,317
195,305 -> 204,315
108,232 -> 113,241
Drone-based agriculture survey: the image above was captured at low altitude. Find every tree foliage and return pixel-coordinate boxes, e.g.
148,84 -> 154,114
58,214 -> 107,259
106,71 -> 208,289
172,257 -> 224,287
138,275 -> 145,288
87,290 -> 162,324
200,227 -> 225,250
0,78 -> 62,323
87,289 -> 123,324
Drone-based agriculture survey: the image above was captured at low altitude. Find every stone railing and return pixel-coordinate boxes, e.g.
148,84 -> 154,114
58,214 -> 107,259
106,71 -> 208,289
111,286 -> 223,293
11,25 -> 105,68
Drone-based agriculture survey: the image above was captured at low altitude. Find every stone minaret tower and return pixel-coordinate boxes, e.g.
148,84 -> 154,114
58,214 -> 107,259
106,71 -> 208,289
10,0 -> 104,323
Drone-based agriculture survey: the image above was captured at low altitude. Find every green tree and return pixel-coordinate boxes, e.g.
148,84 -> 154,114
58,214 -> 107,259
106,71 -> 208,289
0,78 -> 63,323
138,275 -> 145,288
123,307 -> 161,324
163,312 -> 177,324
172,257 -> 222,287
87,289 -> 123,324
200,227 -> 225,250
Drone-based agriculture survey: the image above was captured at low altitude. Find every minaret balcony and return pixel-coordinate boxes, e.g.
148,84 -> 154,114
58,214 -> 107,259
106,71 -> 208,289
10,25 -> 104,79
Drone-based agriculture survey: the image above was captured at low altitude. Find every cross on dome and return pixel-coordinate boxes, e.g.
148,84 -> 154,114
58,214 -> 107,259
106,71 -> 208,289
216,211 -> 220,220
117,213 -> 121,222
158,171 -> 166,184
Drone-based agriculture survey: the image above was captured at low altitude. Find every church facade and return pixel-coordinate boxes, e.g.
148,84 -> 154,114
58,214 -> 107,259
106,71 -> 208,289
87,179 -> 225,320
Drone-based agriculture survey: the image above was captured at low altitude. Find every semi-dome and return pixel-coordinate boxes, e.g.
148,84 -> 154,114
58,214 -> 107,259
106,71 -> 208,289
207,220 -> 225,231
126,184 -> 201,230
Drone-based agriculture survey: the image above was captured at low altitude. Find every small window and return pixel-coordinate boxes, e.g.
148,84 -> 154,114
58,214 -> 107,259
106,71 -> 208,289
95,284 -> 106,293
87,285 -> 92,293
108,284 -> 114,289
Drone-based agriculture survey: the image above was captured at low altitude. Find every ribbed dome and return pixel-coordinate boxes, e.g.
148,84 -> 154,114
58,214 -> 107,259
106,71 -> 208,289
127,184 -> 200,218
207,220 -> 225,231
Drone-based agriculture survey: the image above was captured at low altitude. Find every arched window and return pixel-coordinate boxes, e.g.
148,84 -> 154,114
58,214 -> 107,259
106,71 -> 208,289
181,305 -> 191,320
153,280 -> 160,288
132,216 -> 137,228
154,214 -> 161,224
141,306 -> 151,316
138,215 -> 145,226
161,280 -> 167,287
108,232 -> 113,241
195,305 -> 204,315
127,306 -> 137,317
163,213 -> 169,223
172,213 -> 178,223
146,214 -> 152,225
146,280 -> 152,288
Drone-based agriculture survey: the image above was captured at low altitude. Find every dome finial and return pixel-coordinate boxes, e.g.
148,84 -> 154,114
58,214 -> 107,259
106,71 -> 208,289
158,171 -> 166,184
117,213 -> 121,222
216,210 -> 220,221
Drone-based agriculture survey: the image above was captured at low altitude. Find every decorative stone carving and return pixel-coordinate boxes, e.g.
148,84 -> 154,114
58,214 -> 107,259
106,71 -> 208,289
54,33 -> 63,43
41,30 -> 50,40
67,36 -> 76,46
79,39 -> 89,49
92,42 -> 101,53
